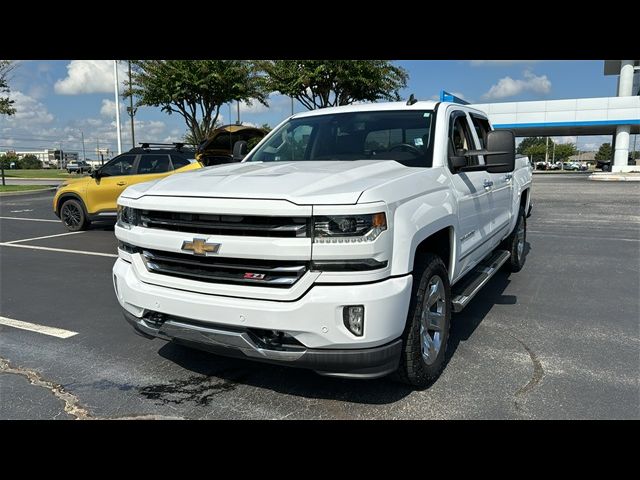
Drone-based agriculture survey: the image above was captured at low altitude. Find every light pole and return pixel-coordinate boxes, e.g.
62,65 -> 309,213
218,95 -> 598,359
113,60 -> 122,155
127,60 -> 137,148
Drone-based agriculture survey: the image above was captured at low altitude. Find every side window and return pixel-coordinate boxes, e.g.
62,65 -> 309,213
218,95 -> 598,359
137,155 -> 171,174
449,113 -> 478,168
471,116 -> 491,148
170,155 -> 191,169
100,154 -> 136,177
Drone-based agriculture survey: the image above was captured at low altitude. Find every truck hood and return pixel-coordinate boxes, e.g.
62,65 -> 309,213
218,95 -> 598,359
122,160 -> 417,205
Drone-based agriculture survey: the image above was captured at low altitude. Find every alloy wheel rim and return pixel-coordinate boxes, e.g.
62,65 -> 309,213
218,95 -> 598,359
420,275 -> 445,366
61,204 -> 80,227
516,220 -> 525,260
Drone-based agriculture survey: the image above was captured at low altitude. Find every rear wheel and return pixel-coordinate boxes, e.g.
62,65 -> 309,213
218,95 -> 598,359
501,208 -> 526,272
60,199 -> 89,231
395,253 -> 451,388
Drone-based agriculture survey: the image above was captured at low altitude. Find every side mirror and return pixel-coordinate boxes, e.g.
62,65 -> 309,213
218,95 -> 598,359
90,169 -> 100,179
485,130 -> 515,173
232,140 -> 248,161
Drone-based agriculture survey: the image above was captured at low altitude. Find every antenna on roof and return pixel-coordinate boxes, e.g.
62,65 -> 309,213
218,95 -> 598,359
406,94 -> 418,106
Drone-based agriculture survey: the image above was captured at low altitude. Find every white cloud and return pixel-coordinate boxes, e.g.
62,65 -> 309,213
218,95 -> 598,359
1,91 -> 54,125
483,71 -> 551,100
470,60 -> 541,66
54,60 -> 127,95
99,98 -> 127,118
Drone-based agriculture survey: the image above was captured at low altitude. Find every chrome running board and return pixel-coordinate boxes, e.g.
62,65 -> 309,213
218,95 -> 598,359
451,250 -> 510,312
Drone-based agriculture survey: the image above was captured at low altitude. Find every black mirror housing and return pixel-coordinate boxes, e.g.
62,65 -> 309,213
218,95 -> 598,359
232,140 -> 248,161
485,130 -> 515,173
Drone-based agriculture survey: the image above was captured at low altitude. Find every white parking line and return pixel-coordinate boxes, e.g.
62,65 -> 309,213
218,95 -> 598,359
0,316 -> 78,339
0,216 -> 59,223
0,243 -> 117,258
5,231 -> 84,244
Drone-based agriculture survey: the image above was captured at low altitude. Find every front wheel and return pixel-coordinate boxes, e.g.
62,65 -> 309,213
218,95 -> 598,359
394,253 -> 451,388
60,199 -> 89,231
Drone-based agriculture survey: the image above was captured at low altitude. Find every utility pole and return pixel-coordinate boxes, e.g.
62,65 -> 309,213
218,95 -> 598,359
113,60 -> 122,155
127,60 -> 137,149
59,142 -> 63,169
81,130 -> 86,161
545,136 -> 549,163
552,141 -> 555,163
291,96 -> 294,116
236,100 -> 241,125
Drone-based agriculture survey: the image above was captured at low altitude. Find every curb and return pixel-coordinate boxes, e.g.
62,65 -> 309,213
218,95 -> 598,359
588,174 -> 640,182
1,178 -> 67,181
0,187 -> 56,197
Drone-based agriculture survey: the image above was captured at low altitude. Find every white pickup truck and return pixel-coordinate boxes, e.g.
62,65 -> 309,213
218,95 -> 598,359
113,100 -> 532,387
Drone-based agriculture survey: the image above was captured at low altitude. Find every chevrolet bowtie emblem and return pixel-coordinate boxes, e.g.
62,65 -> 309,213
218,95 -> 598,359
181,238 -> 220,256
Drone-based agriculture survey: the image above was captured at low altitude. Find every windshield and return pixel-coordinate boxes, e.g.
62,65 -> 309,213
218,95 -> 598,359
246,110 -> 435,167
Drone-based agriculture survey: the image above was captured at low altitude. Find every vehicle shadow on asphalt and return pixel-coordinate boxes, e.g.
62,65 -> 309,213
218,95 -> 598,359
446,241 -> 531,366
154,341 -> 414,406
143,242 -> 531,408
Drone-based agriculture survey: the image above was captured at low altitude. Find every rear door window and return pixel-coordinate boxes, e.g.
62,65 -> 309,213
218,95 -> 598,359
137,154 -> 172,174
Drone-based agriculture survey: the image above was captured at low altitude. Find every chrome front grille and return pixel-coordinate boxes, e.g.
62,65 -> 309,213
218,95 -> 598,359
139,210 -> 310,238
140,248 -> 308,288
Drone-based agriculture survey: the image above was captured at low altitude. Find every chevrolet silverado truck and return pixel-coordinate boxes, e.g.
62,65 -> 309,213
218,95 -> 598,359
113,100 -> 532,387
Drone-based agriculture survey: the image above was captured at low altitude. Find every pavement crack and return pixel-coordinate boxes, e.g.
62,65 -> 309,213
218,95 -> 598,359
1,357 -> 186,420
0,356 -> 91,420
501,333 -> 545,411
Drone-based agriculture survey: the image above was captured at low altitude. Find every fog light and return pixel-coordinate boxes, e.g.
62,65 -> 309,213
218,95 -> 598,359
343,305 -> 364,336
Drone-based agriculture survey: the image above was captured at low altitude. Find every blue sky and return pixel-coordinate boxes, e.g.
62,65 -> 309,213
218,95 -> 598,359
0,60 -> 629,157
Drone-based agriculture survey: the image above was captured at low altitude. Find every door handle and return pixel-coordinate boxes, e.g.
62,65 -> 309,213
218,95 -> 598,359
483,179 -> 494,189
116,181 -> 127,186
504,173 -> 513,181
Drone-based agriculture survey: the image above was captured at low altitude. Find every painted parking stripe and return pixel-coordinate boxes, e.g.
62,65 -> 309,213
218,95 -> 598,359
0,243 -> 117,258
0,316 -> 78,339
5,231 -> 84,244
528,231 -> 639,242
0,216 -> 59,223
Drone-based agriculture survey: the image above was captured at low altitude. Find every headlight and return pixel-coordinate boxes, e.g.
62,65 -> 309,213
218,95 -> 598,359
313,212 -> 386,243
117,205 -> 139,229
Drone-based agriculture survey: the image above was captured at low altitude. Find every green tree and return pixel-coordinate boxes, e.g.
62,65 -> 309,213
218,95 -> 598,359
260,123 -> 272,133
126,61 -> 268,145
259,60 -> 408,110
595,143 -> 613,161
0,153 -> 18,169
0,60 -> 16,116
553,143 -> 578,161
516,136 -> 550,162
17,154 -> 42,169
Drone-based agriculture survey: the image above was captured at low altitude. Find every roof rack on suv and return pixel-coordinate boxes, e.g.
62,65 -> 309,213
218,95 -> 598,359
139,142 -> 189,149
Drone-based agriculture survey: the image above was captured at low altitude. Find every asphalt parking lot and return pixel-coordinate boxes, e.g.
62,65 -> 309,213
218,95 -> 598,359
1,175 -> 638,420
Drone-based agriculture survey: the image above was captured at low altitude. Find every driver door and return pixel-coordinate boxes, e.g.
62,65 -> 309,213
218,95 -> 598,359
85,154 -> 137,214
447,110 -> 493,277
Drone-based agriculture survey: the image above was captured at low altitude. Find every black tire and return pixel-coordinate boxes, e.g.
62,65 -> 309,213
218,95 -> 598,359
501,208 -> 526,272
394,253 -> 451,388
60,199 -> 89,231
602,164 -> 610,172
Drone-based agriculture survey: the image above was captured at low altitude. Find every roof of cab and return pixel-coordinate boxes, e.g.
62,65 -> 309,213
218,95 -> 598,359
291,100 -> 440,119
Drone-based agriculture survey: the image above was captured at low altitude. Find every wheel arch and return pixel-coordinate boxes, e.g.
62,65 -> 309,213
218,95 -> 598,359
412,226 -> 454,280
56,192 -> 88,217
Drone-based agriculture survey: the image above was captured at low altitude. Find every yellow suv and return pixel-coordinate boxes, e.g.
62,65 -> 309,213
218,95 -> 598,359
54,144 -> 201,231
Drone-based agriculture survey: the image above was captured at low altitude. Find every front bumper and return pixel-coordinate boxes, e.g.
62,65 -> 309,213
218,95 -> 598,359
113,257 -> 412,378
123,310 -> 402,378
